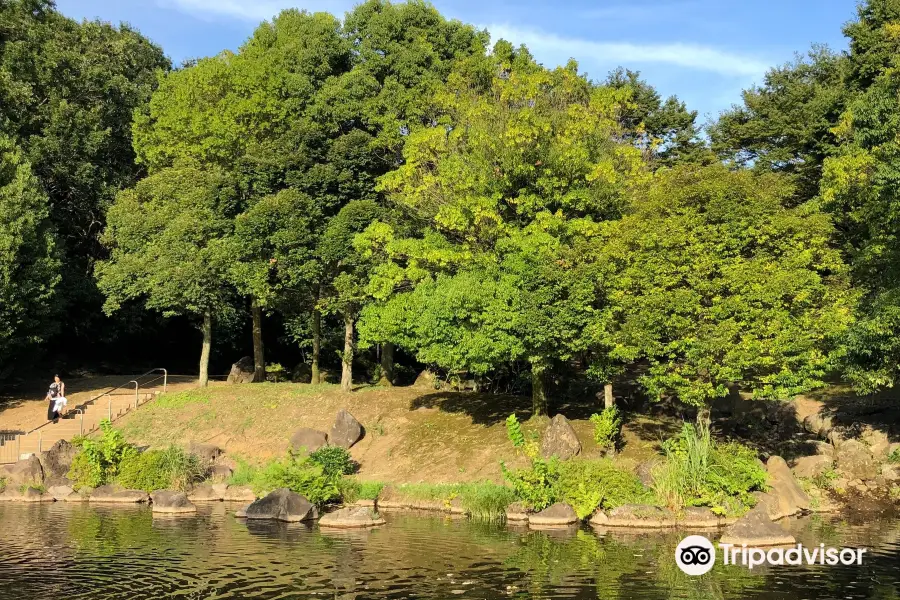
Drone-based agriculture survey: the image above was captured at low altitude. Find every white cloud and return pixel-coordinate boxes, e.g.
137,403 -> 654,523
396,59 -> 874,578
156,0 -> 351,22
486,23 -> 770,79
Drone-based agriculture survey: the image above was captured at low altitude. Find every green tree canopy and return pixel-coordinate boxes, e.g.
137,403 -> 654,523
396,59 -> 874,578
602,165 -> 854,405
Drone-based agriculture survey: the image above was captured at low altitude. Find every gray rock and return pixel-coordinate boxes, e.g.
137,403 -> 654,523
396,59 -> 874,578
606,504 -> 676,528
290,428 -> 329,453
836,440 -> 879,480
505,502 -> 529,522
151,490 -> 197,514
39,440 -> 76,484
291,362 -> 313,383
89,485 -> 149,503
881,464 -> 900,483
719,506 -> 796,547
223,485 -> 256,503
757,456 -> 810,520
677,506 -> 727,528
319,506 -> 385,528
2,455 -> 43,487
47,485 -> 74,500
207,464 -> 233,481
244,488 -> 318,522
528,502 -> 578,527
802,413 -> 834,438
414,369 -> 439,388
540,415 -> 582,460
227,356 -> 256,384
329,409 -> 363,449
812,440 -> 835,458
861,427 -> 891,458
0,487 -> 54,503
188,483 -> 227,502
791,455 -> 833,480
189,443 -> 222,464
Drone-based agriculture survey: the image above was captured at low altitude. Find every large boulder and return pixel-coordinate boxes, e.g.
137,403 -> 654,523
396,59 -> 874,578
1,455 -> 43,487
0,487 -> 54,503
290,428 -> 329,453
528,502 -> 578,527
605,504 -> 676,528
329,409 -> 363,449
882,464 -> 900,483
414,369 -> 439,389
319,506 -> 385,528
244,488 -> 318,522
188,483 -> 228,502
540,415 -> 582,460
757,456 -> 810,520
802,412 -> 834,439
223,485 -> 256,503
151,490 -> 197,514
291,362 -> 313,384
791,455 -> 834,480
189,443 -> 222,465
860,426 -> 892,458
227,356 -> 256,384
40,440 -> 77,485
836,440 -> 879,480
207,464 -> 233,481
719,506 -> 796,547
505,502 -> 530,522
89,485 -> 149,503
47,485 -> 74,500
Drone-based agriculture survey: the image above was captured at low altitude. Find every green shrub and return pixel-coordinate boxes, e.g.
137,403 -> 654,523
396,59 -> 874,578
589,407 -> 622,454
337,478 -> 384,504
230,451 -> 341,507
308,446 -> 354,479
0,477 -> 6,493
117,446 -> 204,492
501,456 -> 561,511
68,420 -> 137,490
889,448 -> 900,464
506,414 -> 526,448
652,419 -> 766,515
556,459 -> 653,518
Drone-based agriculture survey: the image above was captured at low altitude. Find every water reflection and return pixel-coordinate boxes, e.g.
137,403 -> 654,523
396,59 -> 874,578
0,503 -> 897,599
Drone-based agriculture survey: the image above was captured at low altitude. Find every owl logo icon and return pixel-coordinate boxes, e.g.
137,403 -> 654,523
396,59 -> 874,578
676,535 -> 716,575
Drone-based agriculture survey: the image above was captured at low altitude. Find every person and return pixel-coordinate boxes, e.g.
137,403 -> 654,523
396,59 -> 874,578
46,375 -> 67,422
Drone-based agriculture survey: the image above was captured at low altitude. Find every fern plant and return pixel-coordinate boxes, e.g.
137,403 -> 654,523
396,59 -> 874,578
589,406 -> 622,454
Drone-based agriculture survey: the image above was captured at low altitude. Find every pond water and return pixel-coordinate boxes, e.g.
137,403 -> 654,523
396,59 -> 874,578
0,503 -> 898,600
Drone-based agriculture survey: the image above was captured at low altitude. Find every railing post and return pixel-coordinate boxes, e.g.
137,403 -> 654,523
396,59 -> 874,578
38,431 -> 42,454
163,369 -> 168,393
16,435 -> 20,460
108,397 -> 111,421
80,411 -> 84,437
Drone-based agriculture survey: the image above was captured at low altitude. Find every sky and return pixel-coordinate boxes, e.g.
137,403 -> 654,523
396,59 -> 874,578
55,0 -> 855,124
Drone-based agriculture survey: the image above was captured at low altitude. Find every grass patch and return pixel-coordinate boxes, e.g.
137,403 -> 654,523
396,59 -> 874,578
390,481 -> 516,521
338,478 -> 385,503
117,445 -> 205,492
152,390 -> 211,409
0,477 -> 6,493
889,448 -> 900,464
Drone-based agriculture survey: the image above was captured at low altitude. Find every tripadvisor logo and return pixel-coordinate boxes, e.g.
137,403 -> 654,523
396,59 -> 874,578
676,535 -> 868,576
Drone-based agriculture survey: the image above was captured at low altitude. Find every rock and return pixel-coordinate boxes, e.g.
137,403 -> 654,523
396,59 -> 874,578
830,477 -> 850,494
319,506 -> 385,528
836,440 -> 879,480
223,485 -> 256,502
812,441 -> 835,458
0,487 -> 54,503
291,362 -> 312,384
505,502 -> 529,522
2,455 -> 43,487
89,485 -> 149,503
757,456 -> 810,520
589,508 -> 609,525
528,502 -> 578,527
235,504 -> 250,518
207,464 -> 233,481
791,455 -> 834,480
677,507 -> 726,528
244,488 -> 318,522
290,428 -> 329,453
881,464 -> 900,483
189,443 -> 222,464
151,490 -> 197,514
353,499 -> 376,508
802,413 -> 834,438
226,356 -> 256,384
188,483 -> 227,502
414,369 -> 439,388
719,506 -> 796,547
329,409 -> 363,449
39,440 -> 76,485
47,485 -> 74,500
861,426 -> 891,458
540,415 -> 582,460
606,504 -> 676,528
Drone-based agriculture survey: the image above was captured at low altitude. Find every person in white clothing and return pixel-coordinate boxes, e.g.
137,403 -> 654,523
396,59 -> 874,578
46,375 -> 67,422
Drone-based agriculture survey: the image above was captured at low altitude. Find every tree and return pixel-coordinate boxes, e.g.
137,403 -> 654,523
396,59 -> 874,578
359,52 -> 646,415
0,0 -> 169,360
710,46 -> 848,205
95,166 -> 236,386
602,164 -> 854,405
0,134 -> 59,371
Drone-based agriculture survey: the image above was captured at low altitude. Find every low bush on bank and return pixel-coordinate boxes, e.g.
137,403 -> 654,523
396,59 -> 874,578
69,420 -> 137,489
388,481 -> 516,521
338,479 -> 384,504
589,407 -> 622,455
117,446 -> 204,492
652,419 -> 766,515
227,449 -> 353,507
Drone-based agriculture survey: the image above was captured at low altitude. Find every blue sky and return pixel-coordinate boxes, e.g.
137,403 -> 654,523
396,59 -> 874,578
56,0 -> 854,123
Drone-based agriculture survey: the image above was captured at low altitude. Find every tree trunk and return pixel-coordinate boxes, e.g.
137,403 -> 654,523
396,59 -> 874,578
311,308 -> 321,384
378,342 -> 395,386
199,311 -> 212,388
604,383 -> 614,409
531,358 -> 549,416
251,298 -> 265,383
341,314 -> 354,393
